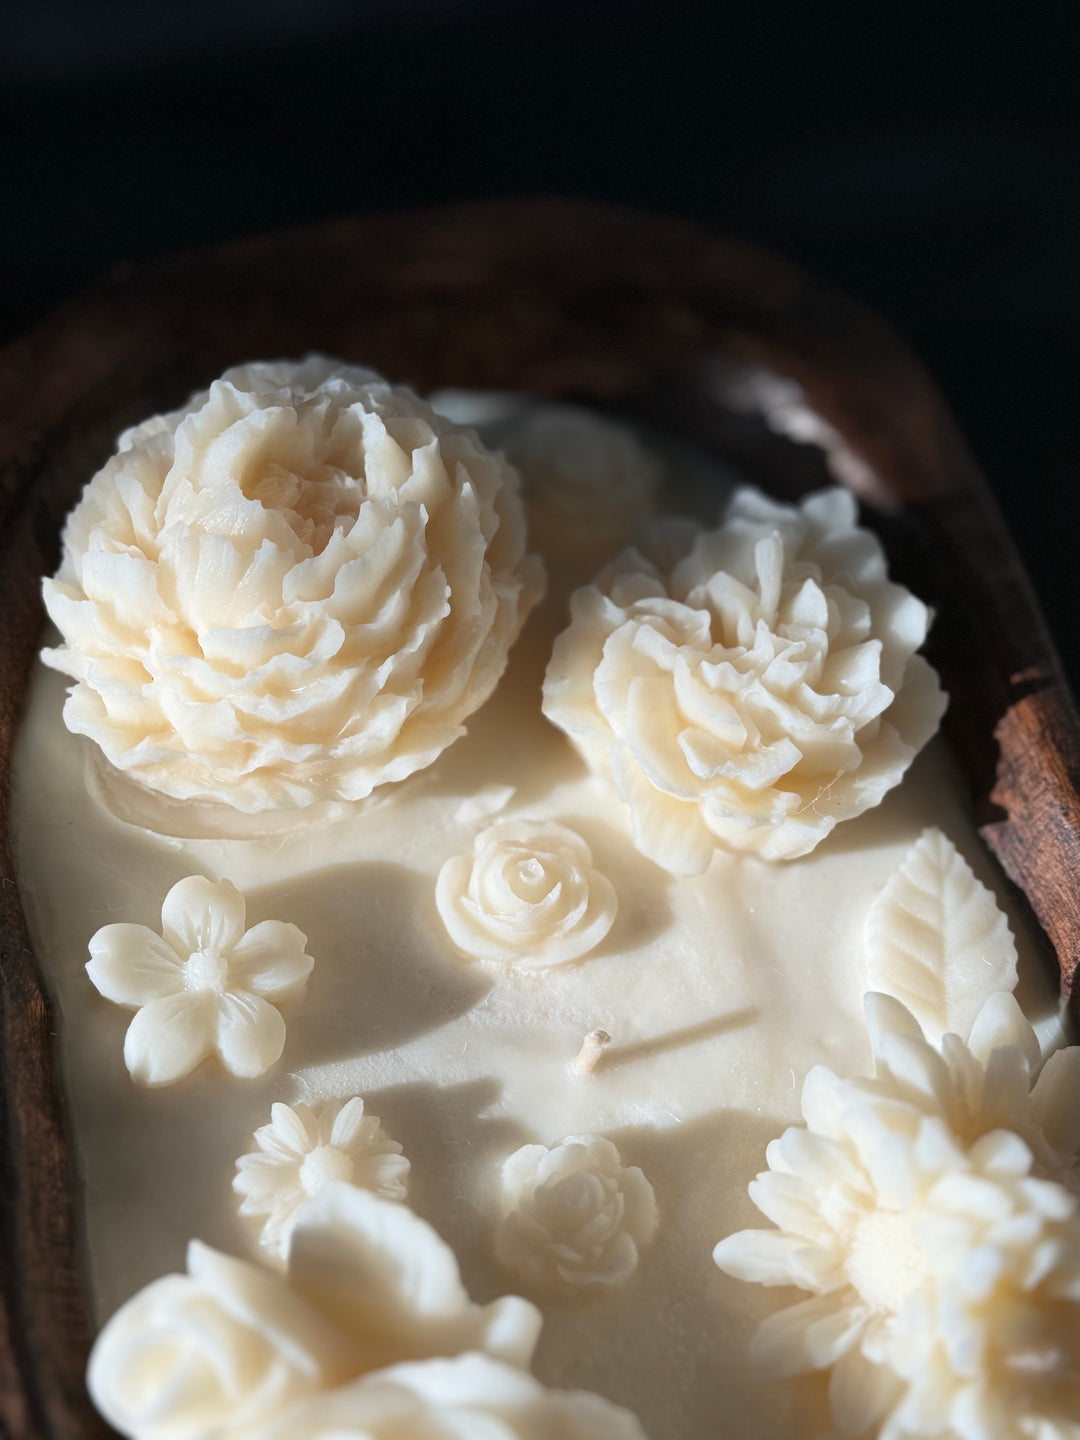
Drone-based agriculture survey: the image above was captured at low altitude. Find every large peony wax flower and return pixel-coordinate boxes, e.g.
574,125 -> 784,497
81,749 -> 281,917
42,358 -> 543,812
88,1184 -> 542,1440
86,874 -> 314,1084
243,1353 -> 650,1440
542,487 -> 946,870
713,992 -> 1080,1439
497,1135 -> 658,1294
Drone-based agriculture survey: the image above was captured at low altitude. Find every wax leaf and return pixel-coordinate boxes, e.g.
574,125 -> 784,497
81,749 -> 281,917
865,827 -> 1017,1044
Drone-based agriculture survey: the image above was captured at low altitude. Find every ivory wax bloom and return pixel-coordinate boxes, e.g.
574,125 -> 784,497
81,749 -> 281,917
543,487 -> 946,870
42,358 -> 543,812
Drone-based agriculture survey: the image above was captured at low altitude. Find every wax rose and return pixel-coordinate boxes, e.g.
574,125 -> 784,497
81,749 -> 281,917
88,1185 -> 542,1440
542,486 -> 946,871
241,1354 -> 650,1440
435,819 -> 617,968
497,1135 -> 658,1293
713,993 -> 1080,1440
42,358 -> 543,812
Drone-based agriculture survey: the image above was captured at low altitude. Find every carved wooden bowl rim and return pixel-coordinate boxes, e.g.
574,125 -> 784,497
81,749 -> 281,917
0,198 -> 1077,1437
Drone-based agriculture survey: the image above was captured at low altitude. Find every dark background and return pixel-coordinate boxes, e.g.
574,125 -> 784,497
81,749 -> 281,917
4,0 -> 1079,686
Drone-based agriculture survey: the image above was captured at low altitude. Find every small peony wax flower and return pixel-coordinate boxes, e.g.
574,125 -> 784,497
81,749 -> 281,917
542,486 -> 947,871
242,1353 -> 650,1440
497,1134 -> 658,1294
88,1184 -> 543,1440
435,819 -> 617,968
42,358 -> 543,813
486,403 -> 662,580
235,1097 -> 410,1262
713,992 -> 1080,1440
86,874 -> 313,1084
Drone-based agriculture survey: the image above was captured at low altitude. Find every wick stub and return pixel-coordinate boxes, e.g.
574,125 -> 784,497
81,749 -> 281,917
572,1028 -> 612,1076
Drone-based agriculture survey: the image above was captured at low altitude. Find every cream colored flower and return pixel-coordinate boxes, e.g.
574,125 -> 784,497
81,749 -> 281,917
542,487 -> 946,870
88,1184 -> 542,1440
713,993 -> 1080,1440
435,819 -> 617,968
497,1135 -> 658,1293
244,1353 -> 650,1440
86,875 -> 313,1084
43,358 -> 543,813
488,403 -> 661,579
234,1098 -> 410,1261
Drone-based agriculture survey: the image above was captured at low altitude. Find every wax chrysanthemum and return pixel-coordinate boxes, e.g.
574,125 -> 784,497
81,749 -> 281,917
713,992 -> 1080,1439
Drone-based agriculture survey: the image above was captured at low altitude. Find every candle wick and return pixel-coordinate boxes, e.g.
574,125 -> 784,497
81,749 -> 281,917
571,1029 -> 611,1076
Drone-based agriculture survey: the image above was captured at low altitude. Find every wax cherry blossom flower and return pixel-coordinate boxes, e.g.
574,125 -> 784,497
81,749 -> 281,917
497,1135 -> 658,1293
43,358 -> 543,812
713,992 -> 1080,1439
543,486 -> 947,870
88,1184 -> 543,1440
86,875 -> 313,1084
243,1353 -> 650,1440
435,819 -> 617,968
235,1098 -> 410,1261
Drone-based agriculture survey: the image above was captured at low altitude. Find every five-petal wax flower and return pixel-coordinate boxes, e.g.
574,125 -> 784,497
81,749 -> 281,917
713,992 -> 1080,1439
235,1098 -> 410,1262
435,819 -> 617,968
497,1135 -> 658,1293
86,875 -> 314,1084
88,1184 -> 545,1440
542,486 -> 947,871
42,358 -> 543,813
241,1353 -> 650,1440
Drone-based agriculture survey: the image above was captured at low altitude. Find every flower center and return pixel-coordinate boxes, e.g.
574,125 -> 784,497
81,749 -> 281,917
510,855 -> 554,900
246,463 -> 362,555
536,1172 -> 606,1230
846,1209 -> 929,1314
182,948 -> 230,993
298,1144 -> 354,1196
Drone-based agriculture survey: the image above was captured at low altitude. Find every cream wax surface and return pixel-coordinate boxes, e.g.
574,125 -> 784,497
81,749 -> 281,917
13,614 -> 1060,1439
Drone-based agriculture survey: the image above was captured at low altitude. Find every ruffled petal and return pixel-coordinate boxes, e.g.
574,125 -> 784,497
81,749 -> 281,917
289,1184 -> 541,1372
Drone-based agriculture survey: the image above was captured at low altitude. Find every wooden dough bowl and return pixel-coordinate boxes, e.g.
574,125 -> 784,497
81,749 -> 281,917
1,200 -> 1077,1438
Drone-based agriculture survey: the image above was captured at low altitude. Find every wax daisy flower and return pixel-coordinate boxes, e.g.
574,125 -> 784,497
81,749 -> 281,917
713,992 -> 1080,1439
86,874 -> 314,1084
235,1098 -> 410,1262
543,486 -> 946,870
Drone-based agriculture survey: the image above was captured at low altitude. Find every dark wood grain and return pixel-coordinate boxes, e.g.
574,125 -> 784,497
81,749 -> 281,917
0,199 -> 1077,1437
